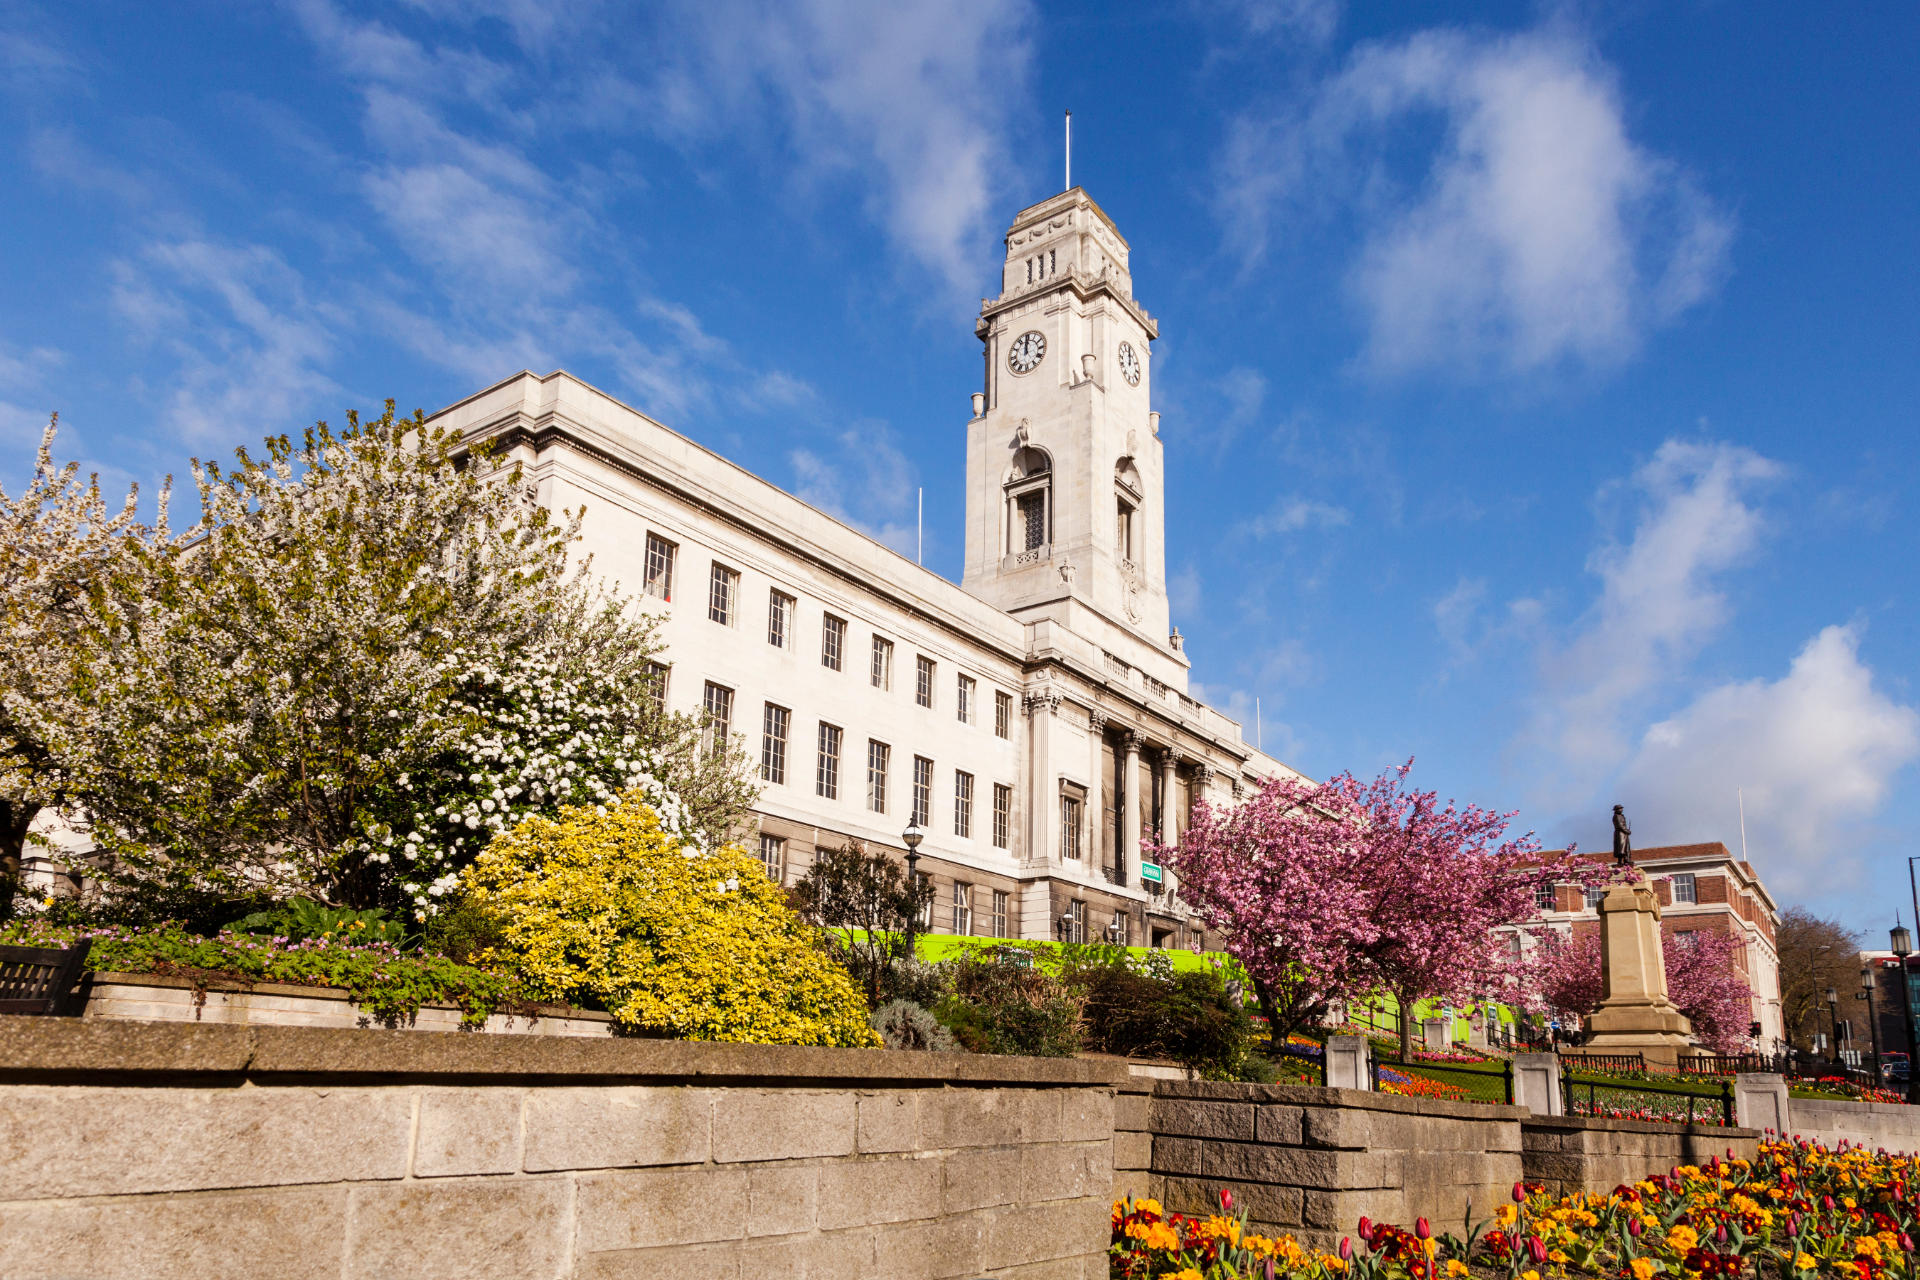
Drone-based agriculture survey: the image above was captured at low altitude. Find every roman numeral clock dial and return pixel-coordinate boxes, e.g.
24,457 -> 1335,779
1007,330 -> 1046,374
1117,340 -> 1141,386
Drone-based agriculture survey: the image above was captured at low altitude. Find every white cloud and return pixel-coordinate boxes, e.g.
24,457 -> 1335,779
1212,0 -> 1342,44
1242,495 -> 1351,537
1523,439 -> 1781,799
1617,625 -> 1920,897
1221,25 -> 1732,375
789,424 -> 920,558
645,0 -> 1036,295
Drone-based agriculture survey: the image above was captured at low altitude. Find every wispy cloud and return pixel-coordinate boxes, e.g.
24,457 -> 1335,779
789,423 -> 921,558
1220,24 -> 1732,376
1241,495 -> 1351,537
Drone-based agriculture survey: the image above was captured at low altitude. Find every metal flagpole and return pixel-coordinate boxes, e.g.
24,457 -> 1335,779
1064,110 -> 1071,189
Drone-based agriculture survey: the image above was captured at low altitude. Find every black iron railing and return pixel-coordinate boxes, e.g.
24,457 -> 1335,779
1561,1073 -> 1735,1126
1558,1051 -> 1648,1075
1371,1054 -> 1514,1106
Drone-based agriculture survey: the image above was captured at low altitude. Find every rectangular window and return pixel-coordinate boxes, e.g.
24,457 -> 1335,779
914,871 -> 933,929
995,690 -> 1013,739
866,740 -> 890,814
915,655 -> 935,709
760,703 -> 790,785
1017,491 -> 1046,550
1117,499 -> 1134,561
1061,794 -> 1082,861
1111,911 -> 1130,947
767,590 -> 793,648
912,755 -> 933,827
1585,886 -> 1607,910
1671,872 -> 1698,905
956,674 -> 975,724
871,636 -> 893,690
991,890 -> 1010,938
1067,899 -> 1087,944
642,661 -> 669,714
1534,881 -> 1556,912
954,771 -> 974,838
952,883 -> 973,937
993,784 -> 1011,849
643,533 -> 676,602
758,834 -> 785,883
707,562 -> 738,626
821,614 -> 846,671
816,723 -> 842,800
702,682 -> 734,755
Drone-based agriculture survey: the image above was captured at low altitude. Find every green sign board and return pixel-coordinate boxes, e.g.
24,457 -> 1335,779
1140,861 -> 1163,884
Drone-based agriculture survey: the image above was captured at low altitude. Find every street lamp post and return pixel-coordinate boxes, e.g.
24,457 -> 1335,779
1860,962 -> 1885,1085
901,823 -> 924,962
1825,987 -> 1842,1074
1892,923 -> 1919,1105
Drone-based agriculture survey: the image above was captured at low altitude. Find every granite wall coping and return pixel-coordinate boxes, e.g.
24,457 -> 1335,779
0,1018 -> 1130,1089
86,971 -> 615,1023
1148,1077 -> 1530,1122
1521,1113 -> 1761,1142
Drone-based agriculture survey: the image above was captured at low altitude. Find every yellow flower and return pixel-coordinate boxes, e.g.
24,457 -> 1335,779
1169,1271 -> 1205,1280
1522,1271 -> 1542,1280
1133,1198 -> 1164,1217
1666,1225 -> 1700,1254
1548,1250 -> 1569,1264
1495,1203 -> 1519,1228
1856,1237 -> 1883,1260
1630,1259 -> 1657,1280
1795,1254 -> 1816,1271
1446,1262 -> 1470,1277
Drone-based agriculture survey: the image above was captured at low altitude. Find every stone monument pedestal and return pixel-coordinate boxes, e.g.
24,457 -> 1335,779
1582,881 -> 1694,1069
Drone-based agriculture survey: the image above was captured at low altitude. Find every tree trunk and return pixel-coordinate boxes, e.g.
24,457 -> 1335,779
1251,975 -> 1286,1044
0,799 -> 38,922
1397,988 -> 1416,1060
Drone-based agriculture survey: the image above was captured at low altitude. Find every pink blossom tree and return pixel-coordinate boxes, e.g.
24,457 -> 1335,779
1155,772 -> 1381,1039
1521,924 -> 1755,1054
1158,761 -> 1604,1053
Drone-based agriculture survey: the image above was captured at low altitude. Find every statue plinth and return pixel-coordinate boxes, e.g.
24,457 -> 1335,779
1581,882 -> 1693,1069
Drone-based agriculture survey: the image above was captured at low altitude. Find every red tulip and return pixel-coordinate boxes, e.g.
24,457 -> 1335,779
1628,1218 -> 1643,1238
1416,1218 -> 1432,1240
1264,1260 -> 1277,1280
1512,1182 -> 1527,1203
1527,1237 -> 1548,1265
1340,1238 -> 1354,1262
1902,1234 -> 1915,1252
1220,1189 -> 1234,1213
1824,1195 -> 1836,1212
1714,1223 -> 1729,1244
1359,1216 -> 1373,1241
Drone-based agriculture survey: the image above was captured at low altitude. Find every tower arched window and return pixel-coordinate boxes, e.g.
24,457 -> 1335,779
1115,457 -> 1143,566
1005,446 -> 1052,557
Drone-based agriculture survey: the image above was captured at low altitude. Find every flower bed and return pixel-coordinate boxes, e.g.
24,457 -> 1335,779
1113,1137 -> 1920,1277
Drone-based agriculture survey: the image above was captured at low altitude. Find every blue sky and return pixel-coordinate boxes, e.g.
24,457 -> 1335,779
3,1 -> 1916,935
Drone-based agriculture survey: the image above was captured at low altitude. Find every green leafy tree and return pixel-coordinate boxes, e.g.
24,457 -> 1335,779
789,840 -> 933,1006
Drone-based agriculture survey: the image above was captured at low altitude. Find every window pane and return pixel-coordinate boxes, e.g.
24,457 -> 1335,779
871,636 -> 892,690
915,655 -> 935,709
1018,491 -> 1046,550
954,771 -> 973,838
760,703 -> 789,785
708,563 -> 738,626
758,835 -> 785,882
767,591 -> 791,648
991,890 -> 1009,938
957,674 -> 975,724
1673,873 -> 1697,904
643,662 -> 669,714
867,740 -> 889,814
1060,795 -> 1082,860
995,691 -> 1012,739
952,883 -> 972,937
816,723 -> 841,799
993,784 -> 1011,849
643,533 -> 676,601
702,682 -> 733,755
912,755 -> 933,826
822,615 -> 845,670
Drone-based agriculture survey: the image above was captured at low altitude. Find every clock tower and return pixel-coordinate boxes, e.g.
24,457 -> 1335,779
962,187 -> 1185,679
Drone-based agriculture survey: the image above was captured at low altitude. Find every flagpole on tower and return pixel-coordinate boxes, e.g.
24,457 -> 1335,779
1064,109 -> 1072,190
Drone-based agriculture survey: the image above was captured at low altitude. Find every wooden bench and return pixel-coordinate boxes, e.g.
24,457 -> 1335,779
0,938 -> 93,1015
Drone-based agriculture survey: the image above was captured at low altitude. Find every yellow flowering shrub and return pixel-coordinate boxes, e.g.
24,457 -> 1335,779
461,794 -> 878,1047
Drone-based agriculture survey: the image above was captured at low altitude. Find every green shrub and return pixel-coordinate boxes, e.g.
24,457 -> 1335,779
872,999 -> 957,1052
461,794 -> 879,1047
933,950 -> 1082,1057
227,898 -> 412,947
1076,963 -> 1257,1079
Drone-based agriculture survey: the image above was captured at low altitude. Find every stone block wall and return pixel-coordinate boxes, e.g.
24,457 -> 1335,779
0,1020 -> 1118,1280
1138,1081 -> 1527,1247
1786,1098 -> 1920,1155
1520,1117 -> 1759,1197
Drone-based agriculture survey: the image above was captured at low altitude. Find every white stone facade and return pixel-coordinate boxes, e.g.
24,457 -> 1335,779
427,187 -> 1298,948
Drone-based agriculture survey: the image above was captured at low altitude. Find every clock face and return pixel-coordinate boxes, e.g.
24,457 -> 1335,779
1117,341 -> 1141,386
1007,330 -> 1047,374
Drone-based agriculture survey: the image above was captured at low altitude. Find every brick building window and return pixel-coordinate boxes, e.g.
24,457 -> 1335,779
816,723 -> 842,799
642,532 -> 676,601
1534,881 -> 1555,912
1585,886 -> 1607,910
992,784 -> 1011,849
1671,872 -> 1698,904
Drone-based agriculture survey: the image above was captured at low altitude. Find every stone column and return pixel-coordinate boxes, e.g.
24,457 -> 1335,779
1734,1073 -> 1790,1134
1119,731 -> 1141,885
1513,1053 -> 1564,1116
1024,690 -> 1061,869
1326,1035 -> 1371,1091
1088,710 -> 1108,871
1156,751 -> 1177,843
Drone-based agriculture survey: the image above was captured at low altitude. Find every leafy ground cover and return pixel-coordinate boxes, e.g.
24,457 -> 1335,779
1113,1137 -> 1920,1278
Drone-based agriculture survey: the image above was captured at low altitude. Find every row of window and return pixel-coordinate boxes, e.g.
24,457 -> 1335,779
644,531 -> 1014,734
757,833 -> 1017,936
693,676 -> 1016,849
1535,872 -> 1698,912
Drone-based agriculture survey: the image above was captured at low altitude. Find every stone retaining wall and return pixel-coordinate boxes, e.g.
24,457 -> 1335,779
1141,1080 -> 1527,1247
82,972 -> 615,1036
1520,1116 -> 1760,1197
0,1020 -> 1116,1280
1786,1097 -> 1920,1155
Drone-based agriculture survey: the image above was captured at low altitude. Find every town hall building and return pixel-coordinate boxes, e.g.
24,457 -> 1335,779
426,186 -> 1300,949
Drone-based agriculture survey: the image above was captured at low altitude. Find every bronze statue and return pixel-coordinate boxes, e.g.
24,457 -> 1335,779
1611,804 -> 1633,866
